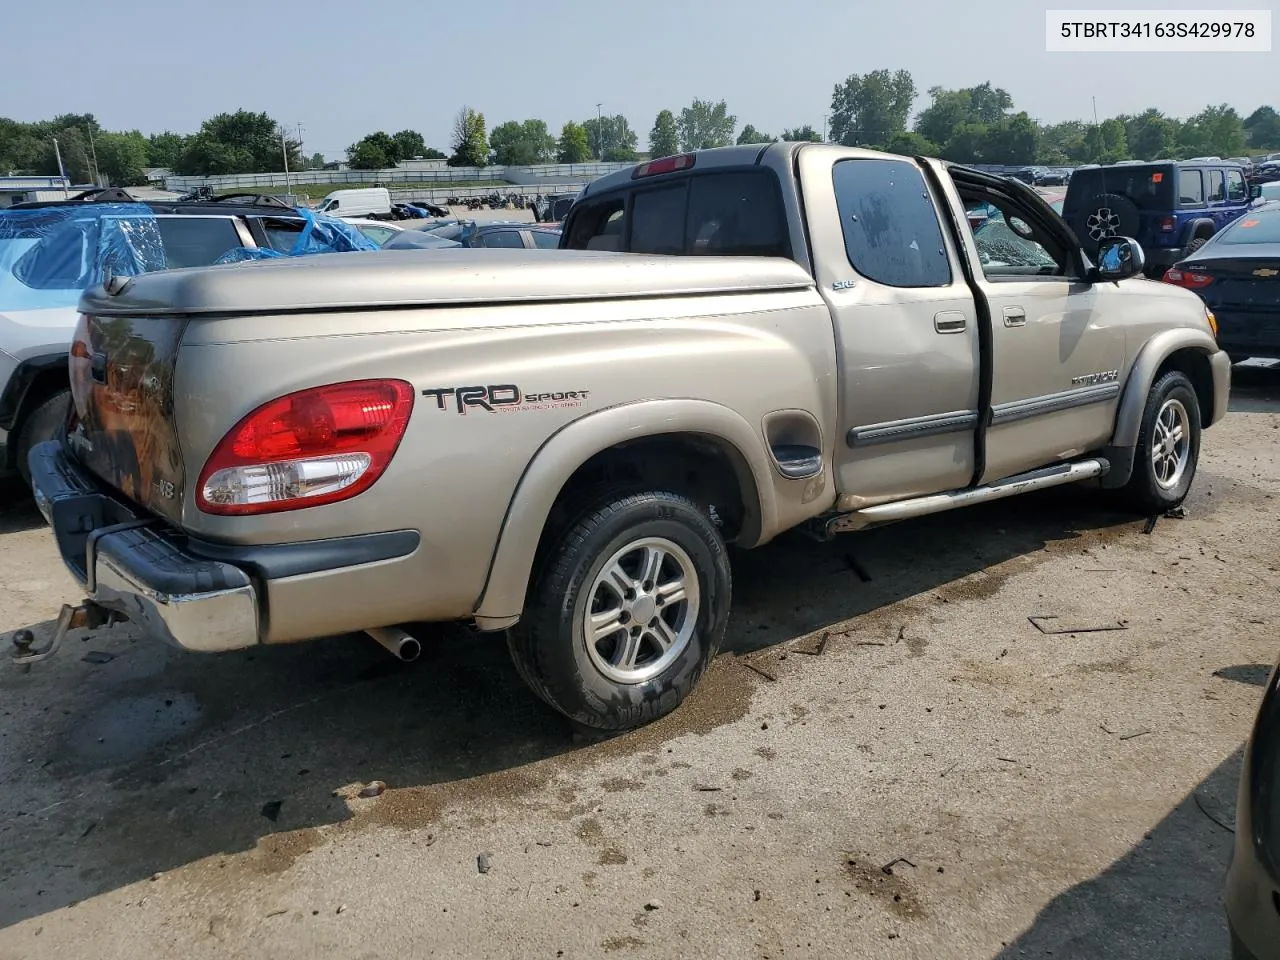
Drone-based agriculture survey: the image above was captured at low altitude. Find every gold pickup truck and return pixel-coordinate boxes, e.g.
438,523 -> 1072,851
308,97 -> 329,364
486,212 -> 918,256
27,142 -> 1229,732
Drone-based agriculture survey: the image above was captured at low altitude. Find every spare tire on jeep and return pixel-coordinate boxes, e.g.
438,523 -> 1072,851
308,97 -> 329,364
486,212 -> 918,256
1078,192 -> 1140,256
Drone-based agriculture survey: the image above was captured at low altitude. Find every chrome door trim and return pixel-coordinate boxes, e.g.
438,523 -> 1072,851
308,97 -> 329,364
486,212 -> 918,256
989,383 -> 1120,426
847,409 -> 979,448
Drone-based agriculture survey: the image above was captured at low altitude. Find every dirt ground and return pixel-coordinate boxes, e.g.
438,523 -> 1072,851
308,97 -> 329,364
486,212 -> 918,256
1,364 -> 1277,960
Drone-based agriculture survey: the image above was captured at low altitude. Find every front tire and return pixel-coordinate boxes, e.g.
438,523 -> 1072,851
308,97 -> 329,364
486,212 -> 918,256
507,491 -> 731,732
1119,371 -> 1201,513
15,389 -> 70,487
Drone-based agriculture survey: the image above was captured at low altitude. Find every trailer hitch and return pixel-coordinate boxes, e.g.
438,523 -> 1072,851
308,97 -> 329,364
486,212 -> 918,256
11,602 -> 123,665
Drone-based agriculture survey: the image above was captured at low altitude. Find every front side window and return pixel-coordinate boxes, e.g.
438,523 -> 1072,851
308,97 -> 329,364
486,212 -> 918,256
1227,169 -> 1247,202
832,158 -> 951,287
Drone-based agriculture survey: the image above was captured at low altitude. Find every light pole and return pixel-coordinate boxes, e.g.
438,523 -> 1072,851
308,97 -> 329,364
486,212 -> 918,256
596,102 -> 603,161
280,125 -> 293,199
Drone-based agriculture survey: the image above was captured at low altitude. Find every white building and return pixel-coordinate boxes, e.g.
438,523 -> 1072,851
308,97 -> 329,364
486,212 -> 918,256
0,176 -> 72,208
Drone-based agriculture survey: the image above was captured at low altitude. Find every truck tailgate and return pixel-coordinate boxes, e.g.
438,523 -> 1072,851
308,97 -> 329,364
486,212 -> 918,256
67,312 -> 188,524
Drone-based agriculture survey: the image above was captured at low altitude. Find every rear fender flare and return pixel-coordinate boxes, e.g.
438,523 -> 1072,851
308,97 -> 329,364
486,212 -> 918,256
1179,217 -> 1216,247
472,399 -> 777,626
1101,328 -> 1219,488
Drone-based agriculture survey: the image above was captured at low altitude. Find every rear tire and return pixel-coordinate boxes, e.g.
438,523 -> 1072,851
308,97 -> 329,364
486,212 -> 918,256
507,491 -> 731,732
1186,235 -> 1210,254
15,389 -> 70,487
1118,371 -> 1201,514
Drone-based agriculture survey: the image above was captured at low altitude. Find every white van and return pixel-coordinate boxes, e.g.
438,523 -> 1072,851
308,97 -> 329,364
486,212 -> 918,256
315,187 -> 392,219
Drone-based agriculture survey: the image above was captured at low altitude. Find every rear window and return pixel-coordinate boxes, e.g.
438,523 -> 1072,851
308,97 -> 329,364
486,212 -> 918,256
1179,170 -> 1204,206
1066,167 -> 1174,211
1218,208 -> 1280,244
831,158 -> 951,288
566,171 -> 788,258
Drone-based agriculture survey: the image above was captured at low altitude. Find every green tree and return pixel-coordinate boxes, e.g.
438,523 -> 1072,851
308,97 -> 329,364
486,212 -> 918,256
942,123 -> 989,164
391,129 -> 427,160
172,110 -> 299,175
780,125 -> 821,142
489,119 -> 555,165
557,121 -> 592,163
677,99 -> 737,151
1125,109 -> 1177,160
1177,104 -> 1246,158
95,131 -> 150,186
420,146 -> 447,160
736,124 -> 775,145
980,113 -> 1038,164
307,152 -> 326,170
1037,120 -> 1091,163
914,88 -> 973,148
348,139 -> 390,170
583,114 -> 639,161
829,69 -> 915,147
966,82 -> 1014,124
1085,118 -> 1130,163
649,110 -> 679,158
1244,105 -> 1280,149
146,131 -> 186,168
884,131 -> 940,157
449,106 -> 489,167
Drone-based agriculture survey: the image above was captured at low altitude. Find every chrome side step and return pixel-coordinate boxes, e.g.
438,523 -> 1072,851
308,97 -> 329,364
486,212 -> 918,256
823,458 -> 1109,536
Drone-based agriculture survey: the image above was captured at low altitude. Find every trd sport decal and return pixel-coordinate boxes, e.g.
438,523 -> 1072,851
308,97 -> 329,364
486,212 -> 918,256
421,385 -> 591,414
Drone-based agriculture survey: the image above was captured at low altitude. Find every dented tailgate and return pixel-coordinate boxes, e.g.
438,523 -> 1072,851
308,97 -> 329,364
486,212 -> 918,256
67,312 -> 188,524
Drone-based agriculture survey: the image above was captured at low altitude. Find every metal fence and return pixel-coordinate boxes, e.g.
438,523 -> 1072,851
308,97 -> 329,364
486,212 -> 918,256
163,162 -> 632,193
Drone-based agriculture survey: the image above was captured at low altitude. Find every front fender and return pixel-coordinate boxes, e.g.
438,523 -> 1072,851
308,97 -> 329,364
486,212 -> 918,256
1101,327 -> 1226,488
472,399 -> 779,628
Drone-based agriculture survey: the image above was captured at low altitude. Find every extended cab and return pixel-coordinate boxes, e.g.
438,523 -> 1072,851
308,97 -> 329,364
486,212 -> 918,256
26,143 -> 1230,733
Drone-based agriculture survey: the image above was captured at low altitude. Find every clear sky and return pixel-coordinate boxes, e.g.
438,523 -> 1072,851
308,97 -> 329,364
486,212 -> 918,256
5,0 -> 1274,159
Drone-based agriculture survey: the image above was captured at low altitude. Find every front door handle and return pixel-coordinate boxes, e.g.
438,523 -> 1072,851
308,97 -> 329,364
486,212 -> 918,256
934,311 -> 967,334
1003,306 -> 1027,327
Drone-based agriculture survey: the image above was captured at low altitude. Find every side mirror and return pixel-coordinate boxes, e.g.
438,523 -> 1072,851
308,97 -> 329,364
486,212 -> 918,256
1250,184 -> 1263,199
1095,236 -> 1145,282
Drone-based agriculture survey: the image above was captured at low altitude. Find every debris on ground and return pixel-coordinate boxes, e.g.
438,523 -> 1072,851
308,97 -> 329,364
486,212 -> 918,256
795,631 -> 830,657
881,857 -> 916,875
1100,723 -> 1152,741
644,900 -> 662,911
1142,515 -> 1159,535
477,853 -> 492,874
81,651 -> 115,664
742,660 -> 778,682
1165,506 -> 1187,519
1029,616 -> 1130,635
260,800 -> 283,822
359,781 -> 387,798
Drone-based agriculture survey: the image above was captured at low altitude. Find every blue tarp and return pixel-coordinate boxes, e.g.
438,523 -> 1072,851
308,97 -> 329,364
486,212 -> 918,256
0,203 -> 379,313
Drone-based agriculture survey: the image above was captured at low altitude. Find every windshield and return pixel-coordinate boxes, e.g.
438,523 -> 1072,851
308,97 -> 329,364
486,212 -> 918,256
1216,207 -> 1280,245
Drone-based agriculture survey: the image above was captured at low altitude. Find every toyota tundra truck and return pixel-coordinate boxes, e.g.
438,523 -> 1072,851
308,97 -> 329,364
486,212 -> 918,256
24,142 -> 1230,732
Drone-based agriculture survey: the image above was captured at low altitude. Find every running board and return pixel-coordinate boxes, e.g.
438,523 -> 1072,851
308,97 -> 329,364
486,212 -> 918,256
822,458 -> 1109,535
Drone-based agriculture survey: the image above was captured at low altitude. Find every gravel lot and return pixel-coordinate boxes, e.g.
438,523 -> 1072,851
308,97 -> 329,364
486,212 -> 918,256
1,363 -> 1277,960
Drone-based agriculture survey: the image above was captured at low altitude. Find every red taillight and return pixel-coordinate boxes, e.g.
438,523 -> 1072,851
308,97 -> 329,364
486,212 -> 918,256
1161,267 -> 1215,289
632,154 -> 696,179
197,379 -> 414,516
1159,217 -> 1176,233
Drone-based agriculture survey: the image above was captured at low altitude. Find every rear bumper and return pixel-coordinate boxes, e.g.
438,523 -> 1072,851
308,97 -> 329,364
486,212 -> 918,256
29,440 -> 419,653
1210,306 -> 1280,360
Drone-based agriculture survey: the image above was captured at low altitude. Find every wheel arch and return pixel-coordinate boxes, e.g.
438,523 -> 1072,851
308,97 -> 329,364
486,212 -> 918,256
472,399 -> 777,628
1101,330 -> 1219,489
1181,217 -> 1216,245
0,352 -> 71,469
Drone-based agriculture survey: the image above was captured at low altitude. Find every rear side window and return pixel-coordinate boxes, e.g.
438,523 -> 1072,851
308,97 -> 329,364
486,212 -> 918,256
481,230 -> 524,248
155,217 -> 243,267
530,230 -> 560,249
831,158 -> 951,288
1207,170 -> 1225,202
1179,170 -> 1204,206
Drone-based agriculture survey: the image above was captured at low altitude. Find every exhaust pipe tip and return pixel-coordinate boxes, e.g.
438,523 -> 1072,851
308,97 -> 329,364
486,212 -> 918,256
367,626 -> 422,663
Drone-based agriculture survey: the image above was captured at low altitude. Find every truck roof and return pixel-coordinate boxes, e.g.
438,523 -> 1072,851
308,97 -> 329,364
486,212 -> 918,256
82,247 -> 815,316
580,143 -> 807,199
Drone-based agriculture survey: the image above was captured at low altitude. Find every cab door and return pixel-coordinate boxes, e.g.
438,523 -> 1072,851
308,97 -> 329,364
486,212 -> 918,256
945,170 -> 1128,483
796,147 -> 981,506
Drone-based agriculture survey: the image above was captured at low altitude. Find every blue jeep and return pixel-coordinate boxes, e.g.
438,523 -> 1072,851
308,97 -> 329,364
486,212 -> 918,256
1062,160 -> 1253,278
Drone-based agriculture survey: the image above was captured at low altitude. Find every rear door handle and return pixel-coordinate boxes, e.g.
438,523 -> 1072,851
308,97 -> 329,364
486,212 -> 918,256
1003,306 -> 1027,327
934,311 -> 967,334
